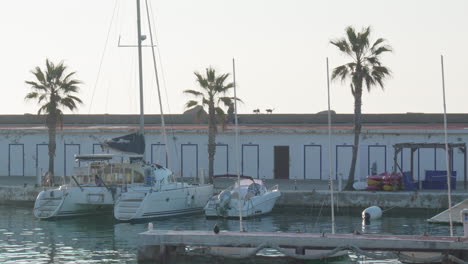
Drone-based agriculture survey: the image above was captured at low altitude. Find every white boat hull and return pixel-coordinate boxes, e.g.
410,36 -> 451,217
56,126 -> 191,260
114,184 -> 213,221
204,190 -> 281,218
33,186 -> 119,219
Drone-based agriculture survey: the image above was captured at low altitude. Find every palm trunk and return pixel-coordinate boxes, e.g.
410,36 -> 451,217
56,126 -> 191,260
47,114 -> 57,185
208,102 -> 217,184
345,91 -> 362,190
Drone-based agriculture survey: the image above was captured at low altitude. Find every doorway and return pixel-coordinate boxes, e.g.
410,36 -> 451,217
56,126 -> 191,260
274,146 -> 289,179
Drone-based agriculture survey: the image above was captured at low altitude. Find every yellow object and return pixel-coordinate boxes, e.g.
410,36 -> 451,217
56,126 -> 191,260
367,179 -> 381,186
383,185 -> 393,191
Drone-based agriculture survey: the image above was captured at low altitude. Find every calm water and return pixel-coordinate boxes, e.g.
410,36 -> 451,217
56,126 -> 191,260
0,204 -> 463,264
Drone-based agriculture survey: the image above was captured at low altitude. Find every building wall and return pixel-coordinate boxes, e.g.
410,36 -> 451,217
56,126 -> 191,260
0,128 -> 466,184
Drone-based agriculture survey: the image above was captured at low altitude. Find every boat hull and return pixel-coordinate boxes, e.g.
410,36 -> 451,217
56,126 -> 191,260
33,186 -> 119,219
204,190 -> 281,218
114,184 -> 213,221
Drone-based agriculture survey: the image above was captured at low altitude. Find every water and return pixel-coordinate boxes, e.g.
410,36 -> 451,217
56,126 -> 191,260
0,204 -> 463,263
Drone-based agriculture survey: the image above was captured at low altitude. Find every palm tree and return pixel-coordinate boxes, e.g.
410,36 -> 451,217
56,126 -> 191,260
184,67 -> 238,183
25,59 -> 82,184
330,26 -> 392,190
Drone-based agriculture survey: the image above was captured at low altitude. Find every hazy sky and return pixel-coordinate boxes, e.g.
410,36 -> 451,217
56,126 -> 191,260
1,0 -> 467,115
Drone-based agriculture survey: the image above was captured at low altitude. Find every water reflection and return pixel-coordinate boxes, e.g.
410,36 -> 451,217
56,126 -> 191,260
0,204 -> 464,264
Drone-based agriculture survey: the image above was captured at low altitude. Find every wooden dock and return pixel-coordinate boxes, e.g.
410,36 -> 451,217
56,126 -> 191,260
138,229 -> 468,262
428,199 -> 468,224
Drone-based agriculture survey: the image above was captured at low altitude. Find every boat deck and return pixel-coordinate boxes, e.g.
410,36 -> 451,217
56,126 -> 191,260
428,199 -> 468,224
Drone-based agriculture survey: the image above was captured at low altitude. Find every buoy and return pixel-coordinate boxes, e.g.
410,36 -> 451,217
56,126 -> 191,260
362,206 -> 382,222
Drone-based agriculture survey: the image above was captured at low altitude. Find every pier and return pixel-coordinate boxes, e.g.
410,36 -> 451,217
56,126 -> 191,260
137,229 -> 468,263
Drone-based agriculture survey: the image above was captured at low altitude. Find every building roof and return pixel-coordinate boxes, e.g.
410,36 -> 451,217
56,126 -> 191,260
1,113 -> 468,132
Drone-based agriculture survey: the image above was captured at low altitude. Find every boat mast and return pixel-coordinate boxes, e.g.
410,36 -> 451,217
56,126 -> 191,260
441,55 -> 453,237
233,58 -> 243,231
326,57 -> 335,234
144,0 -> 170,168
136,0 -> 145,138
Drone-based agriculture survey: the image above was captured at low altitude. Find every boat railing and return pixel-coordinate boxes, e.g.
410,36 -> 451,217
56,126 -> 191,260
269,184 -> 279,192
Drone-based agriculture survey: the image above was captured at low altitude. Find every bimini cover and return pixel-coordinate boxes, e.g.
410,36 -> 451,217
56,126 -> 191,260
102,132 -> 145,154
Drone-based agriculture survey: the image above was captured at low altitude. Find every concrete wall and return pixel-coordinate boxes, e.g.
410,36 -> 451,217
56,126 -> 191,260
0,127 -> 467,184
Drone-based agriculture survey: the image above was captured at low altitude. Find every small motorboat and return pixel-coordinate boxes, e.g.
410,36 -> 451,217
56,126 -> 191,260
204,175 -> 281,218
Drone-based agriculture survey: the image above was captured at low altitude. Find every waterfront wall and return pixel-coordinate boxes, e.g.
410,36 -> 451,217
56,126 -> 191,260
2,185 -> 467,209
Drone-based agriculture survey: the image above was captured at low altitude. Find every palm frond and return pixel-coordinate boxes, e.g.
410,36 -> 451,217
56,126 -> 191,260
218,82 -> 234,93
185,100 -> 200,109
330,39 -> 353,57
372,45 -> 393,56
371,38 -> 386,51
357,26 -> 371,51
218,97 -> 233,108
331,65 -> 350,82
194,72 -> 209,90
24,92 -> 39,100
60,98 -> 78,111
183,89 -> 204,97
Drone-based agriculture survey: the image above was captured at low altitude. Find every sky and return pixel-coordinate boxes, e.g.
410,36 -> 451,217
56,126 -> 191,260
0,0 -> 467,115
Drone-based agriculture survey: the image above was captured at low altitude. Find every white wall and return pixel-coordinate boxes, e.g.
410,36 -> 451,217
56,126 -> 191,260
0,128 -> 466,186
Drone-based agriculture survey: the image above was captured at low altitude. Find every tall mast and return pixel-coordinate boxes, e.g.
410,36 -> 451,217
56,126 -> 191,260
441,55 -> 453,237
144,0 -> 170,168
327,57 -> 335,234
136,0 -> 145,137
233,58 -> 243,231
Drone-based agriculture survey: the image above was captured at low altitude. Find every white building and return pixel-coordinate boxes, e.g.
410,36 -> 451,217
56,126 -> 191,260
0,112 -> 467,187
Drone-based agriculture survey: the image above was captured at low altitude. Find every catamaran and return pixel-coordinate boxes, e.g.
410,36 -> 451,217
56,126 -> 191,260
35,0 -> 213,220
112,0 -> 212,221
33,154 -> 146,219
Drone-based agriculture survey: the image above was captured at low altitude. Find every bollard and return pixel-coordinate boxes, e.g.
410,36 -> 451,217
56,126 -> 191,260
462,209 -> 468,237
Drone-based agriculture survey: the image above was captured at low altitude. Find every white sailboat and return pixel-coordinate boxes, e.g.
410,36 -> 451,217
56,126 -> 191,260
33,154 -> 149,219
35,0 -> 213,220
113,0 -> 213,221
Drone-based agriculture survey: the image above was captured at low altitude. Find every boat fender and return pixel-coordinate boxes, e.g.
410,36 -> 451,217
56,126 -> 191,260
362,206 -> 382,221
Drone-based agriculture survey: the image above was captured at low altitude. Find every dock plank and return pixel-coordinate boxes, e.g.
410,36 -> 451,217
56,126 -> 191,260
139,230 -> 468,252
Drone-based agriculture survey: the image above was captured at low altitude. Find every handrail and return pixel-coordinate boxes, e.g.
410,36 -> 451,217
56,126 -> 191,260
71,176 -> 83,191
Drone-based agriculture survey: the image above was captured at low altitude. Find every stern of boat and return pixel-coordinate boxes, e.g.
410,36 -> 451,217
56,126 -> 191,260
33,188 -> 66,219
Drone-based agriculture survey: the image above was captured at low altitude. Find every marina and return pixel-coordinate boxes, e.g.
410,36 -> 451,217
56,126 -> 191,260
0,0 -> 467,263
0,204 -> 466,264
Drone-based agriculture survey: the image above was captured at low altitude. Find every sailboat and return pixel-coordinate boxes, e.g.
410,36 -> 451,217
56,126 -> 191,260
34,0 -> 213,220
112,0 -> 213,221
33,154 -> 158,219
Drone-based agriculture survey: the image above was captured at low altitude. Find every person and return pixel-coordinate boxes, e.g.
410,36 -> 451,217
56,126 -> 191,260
95,175 -> 104,187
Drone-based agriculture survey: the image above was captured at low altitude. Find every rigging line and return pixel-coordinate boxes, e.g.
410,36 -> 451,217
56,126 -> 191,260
87,0 -> 120,114
441,55 -> 453,237
144,0 -> 170,168
147,0 -> 180,167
